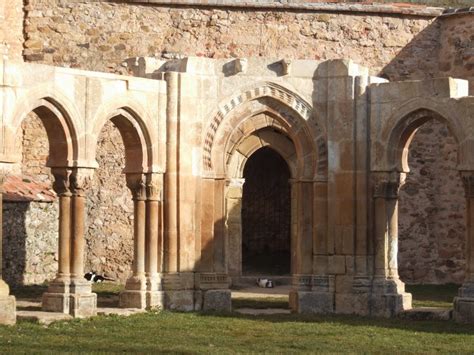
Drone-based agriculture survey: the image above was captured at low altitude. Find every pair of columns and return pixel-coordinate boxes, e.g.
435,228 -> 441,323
119,173 -> 163,309
42,169 -> 163,316
42,168 -> 97,317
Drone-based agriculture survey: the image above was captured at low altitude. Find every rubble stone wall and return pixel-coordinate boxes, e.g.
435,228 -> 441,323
399,119 -> 466,284
2,201 -> 58,286
0,0 -> 24,61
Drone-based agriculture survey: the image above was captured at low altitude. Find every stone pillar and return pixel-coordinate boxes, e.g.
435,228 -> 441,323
120,173 -> 148,309
454,171 -> 474,323
145,173 -> 164,308
370,171 -> 411,317
290,180 -> 318,313
164,71 -> 179,274
68,168 -> 97,318
0,181 -> 16,325
226,178 -> 244,278
43,168 -> 72,313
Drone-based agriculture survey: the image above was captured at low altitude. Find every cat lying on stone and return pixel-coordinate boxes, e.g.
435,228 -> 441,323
257,278 -> 274,288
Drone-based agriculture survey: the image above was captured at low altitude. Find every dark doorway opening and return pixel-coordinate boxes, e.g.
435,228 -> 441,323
241,147 -> 291,275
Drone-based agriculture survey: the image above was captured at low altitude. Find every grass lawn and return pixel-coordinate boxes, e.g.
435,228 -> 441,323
2,283 -> 472,353
0,311 -> 473,353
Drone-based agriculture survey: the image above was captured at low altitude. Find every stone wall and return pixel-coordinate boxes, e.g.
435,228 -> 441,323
0,0 -> 23,61
22,1 -> 435,77
2,201 -> 58,286
85,121 -> 134,283
399,119 -> 466,284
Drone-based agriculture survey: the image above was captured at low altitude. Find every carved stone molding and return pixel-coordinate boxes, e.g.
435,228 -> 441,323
146,173 -> 162,201
126,173 -> 147,201
70,168 -> 94,197
372,171 -> 406,199
461,171 -> 474,198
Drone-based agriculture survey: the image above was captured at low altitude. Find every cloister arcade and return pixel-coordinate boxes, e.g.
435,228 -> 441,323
0,57 -> 473,324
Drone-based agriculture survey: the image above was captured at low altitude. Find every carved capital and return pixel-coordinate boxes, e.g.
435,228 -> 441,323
126,173 -> 146,201
372,171 -> 406,199
461,171 -> 474,198
70,168 -> 94,197
51,168 -> 72,196
146,173 -> 162,201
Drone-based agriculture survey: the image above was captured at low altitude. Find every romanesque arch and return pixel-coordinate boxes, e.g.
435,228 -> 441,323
371,99 -> 474,319
90,102 -> 161,310
6,92 -> 80,168
200,82 -> 328,300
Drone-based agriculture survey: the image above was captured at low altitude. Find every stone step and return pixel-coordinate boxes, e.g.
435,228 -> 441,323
17,310 -> 73,325
399,307 -> 452,321
234,308 -> 291,315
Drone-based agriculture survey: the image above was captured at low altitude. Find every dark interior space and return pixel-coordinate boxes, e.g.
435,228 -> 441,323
242,146 -> 291,275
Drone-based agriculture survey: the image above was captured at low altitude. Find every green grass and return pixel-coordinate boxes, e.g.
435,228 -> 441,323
1,283 -> 472,352
0,311 -> 473,353
233,296 -> 289,309
407,284 -> 459,308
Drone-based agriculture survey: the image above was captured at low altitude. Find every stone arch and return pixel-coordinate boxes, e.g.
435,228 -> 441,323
7,91 -> 80,167
203,81 -> 327,180
91,99 -> 154,173
381,99 -> 467,173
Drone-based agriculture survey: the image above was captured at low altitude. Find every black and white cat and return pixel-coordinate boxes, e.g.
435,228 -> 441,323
257,278 -> 274,288
84,271 -> 114,283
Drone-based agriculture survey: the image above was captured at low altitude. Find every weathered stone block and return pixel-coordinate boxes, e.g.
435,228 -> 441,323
69,293 -> 97,318
164,290 -> 195,311
453,297 -> 474,323
0,296 -> 16,325
119,290 -> 147,309
328,255 -> 346,275
203,290 -> 231,312
290,290 -> 334,314
42,292 -> 70,314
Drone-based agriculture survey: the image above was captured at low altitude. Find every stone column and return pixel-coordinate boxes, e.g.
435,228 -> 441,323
454,171 -> 474,323
0,178 -> 16,325
371,171 -> 411,317
68,168 -> 97,318
145,173 -> 164,308
120,173 -> 147,309
43,168 -> 73,313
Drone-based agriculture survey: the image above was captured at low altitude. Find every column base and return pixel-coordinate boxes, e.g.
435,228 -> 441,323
119,276 -> 147,309
69,292 -> 97,318
289,290 -> 335,314
453,282 -> 474,323
202,290 -> 231,312
0,295 -> 16,325
42,278 -> 71,313
164,290 -> 195,311
42,292 -> 70,313
453,297 -> 474,323
370,277 -> 412,317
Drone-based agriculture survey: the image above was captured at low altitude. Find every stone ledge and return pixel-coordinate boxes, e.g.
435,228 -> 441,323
93,1 -> 444,17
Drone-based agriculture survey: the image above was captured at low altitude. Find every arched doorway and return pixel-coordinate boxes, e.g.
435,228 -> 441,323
241,147 -> 291,276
